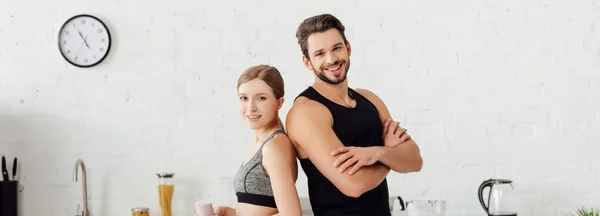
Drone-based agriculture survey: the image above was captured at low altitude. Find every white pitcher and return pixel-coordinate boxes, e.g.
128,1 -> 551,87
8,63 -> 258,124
405,200 -> 446,216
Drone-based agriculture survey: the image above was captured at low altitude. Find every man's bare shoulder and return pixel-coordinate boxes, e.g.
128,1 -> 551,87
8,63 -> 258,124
286,96 -> 333,144
355,88 -> 388,106
291,96 -> 321,108
354,88 -> 391,122
354,88 -> 379,101
288,96 -> 330,120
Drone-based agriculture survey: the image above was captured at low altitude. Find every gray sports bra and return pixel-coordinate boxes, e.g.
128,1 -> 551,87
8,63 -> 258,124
232,130 -> 284,208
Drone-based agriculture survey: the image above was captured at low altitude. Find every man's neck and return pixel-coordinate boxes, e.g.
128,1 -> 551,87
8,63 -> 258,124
312,79 -> 353,105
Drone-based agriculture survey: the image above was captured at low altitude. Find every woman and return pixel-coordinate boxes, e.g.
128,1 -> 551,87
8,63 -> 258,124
211,65 -> 302,216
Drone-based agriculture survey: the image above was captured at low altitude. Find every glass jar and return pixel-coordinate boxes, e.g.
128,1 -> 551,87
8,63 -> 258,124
157,173 -> 175,216
131,207 -> 150,216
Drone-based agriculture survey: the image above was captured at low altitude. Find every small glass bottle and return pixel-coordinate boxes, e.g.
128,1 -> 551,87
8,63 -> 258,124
157,173 -> 175,216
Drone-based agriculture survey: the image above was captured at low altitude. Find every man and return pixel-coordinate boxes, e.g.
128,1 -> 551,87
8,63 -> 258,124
285,14 -> 423,216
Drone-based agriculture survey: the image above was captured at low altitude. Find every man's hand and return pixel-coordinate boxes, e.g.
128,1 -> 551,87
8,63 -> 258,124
331,146 -> 383,175
383,118 -> 411,147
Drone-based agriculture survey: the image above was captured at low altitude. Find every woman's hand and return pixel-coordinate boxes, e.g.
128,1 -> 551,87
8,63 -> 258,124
195,206 -> 234,216
213,206 -> 236,216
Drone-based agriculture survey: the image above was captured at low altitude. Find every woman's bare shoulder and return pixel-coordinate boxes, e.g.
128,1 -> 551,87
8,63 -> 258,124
262,133 -> 295,159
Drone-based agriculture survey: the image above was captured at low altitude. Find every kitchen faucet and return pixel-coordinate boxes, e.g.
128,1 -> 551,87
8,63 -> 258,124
73,159 -> 89,216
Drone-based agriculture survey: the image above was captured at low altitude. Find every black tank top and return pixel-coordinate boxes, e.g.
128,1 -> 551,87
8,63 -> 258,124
295,86 -> 390,216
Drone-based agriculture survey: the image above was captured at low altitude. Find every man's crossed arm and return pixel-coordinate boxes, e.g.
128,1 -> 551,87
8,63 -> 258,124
286,99 -> 390,198
331,88 -> 423,174
286,90 -> 423,198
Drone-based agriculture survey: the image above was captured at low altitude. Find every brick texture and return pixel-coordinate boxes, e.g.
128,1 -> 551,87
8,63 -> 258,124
1,0 -> 599,215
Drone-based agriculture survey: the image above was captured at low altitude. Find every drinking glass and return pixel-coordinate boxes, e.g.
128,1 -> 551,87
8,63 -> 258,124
194,194 -> 214,216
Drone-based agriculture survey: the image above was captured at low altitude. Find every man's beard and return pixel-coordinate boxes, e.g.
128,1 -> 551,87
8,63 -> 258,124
312,59 -> 350,85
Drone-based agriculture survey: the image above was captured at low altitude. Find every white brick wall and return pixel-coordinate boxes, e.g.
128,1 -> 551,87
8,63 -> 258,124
1,0 -> 599,215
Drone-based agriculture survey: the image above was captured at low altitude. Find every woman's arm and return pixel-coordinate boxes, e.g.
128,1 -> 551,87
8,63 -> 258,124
262,134 -> 303,216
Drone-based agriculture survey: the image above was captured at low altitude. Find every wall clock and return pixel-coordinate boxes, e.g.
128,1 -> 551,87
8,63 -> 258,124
58,14 -> 111,68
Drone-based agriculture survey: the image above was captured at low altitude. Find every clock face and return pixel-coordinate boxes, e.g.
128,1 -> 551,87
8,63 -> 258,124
58,14 -> 111,68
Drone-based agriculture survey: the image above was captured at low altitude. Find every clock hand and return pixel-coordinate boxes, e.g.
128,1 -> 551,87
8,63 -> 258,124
83,37 -> 90,49
77,30 -> 90,49
77,31 -> 85,40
